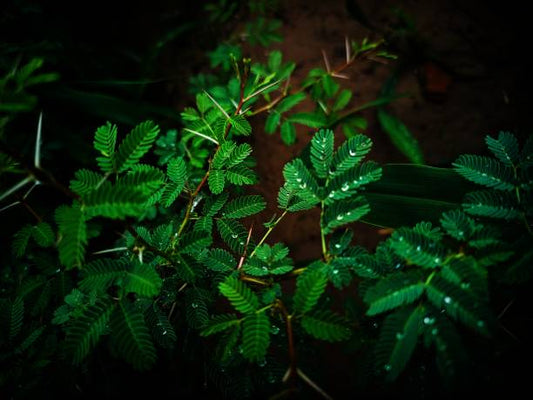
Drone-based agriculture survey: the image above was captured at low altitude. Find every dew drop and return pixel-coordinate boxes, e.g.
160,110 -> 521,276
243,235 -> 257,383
239,241 -> 244,245
262,266 -> 268,272
349,149 -> 357,156
346,211 -> 352,216
299,183 -> 307,189
423,317 -> 435,325
394,263 -> 402,269
231,234 -> 238,239
431,328 -> 438,335
341,183 -> 350,192
296,178 -> 302,183
477,320 -> 485,328
444,296 -> 452,304
271,326 -> 280,335
434,257 -> 441,264
162,330 -> 168,335
458,231 -> 464,236
334,243 -> 342,249
384,364 -> 392,371
258,359 -> 267,367
332,269 -> 339,275
460,282 -> 470,289
398,236 -> 404,242
396,332 -> 404,340
329,191 -> 336,198
191,302 -> 199,309
416,245 -> 421,251
336,214 -> 344,221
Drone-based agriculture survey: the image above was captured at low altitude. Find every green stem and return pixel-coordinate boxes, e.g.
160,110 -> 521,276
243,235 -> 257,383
249,210 -> 288,258
319,201 -> 328,261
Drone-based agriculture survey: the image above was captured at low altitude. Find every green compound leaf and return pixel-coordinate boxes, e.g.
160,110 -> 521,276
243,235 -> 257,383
331,134 -> 373,176
79,258 -> 128,293
225,165 -> 256,186
93,122 -> 117,173
310,129 -> 334,178
288,112 -> 326,128
216,218 -> 250,254
323,196 -> 370,234
110,300 -> 156,371
83,182 -> 147,219
65,298 -> 114,365
440,209 -> 477,241
222,195 -> 266,219
364,270 -> 425,316
277,184 -> 317,212
114,120 -> 160,173
275,92 -> 306,113
201,313 -> 241,336
208,169 -> 226,195
202,248 -> 236,272
242,312 -> 270,362
226,143 -> 253,168
453,155 -> 514,191
326,161 -> 382,203
283,158 -> 321,203
56,203 -> 87,269
265,111 -> 281,134
463,190 -> 521,220
125,262 -> 162,297
145,304 -> 177,349
389,227 -> 446,268
219,276 -> 259,314
375,306 -> 424,382
485,131 -> 519,166
301,309 -> 351,342
70,169 -> 104,196
293,268 -> 328,314
120,165 -> 165,195
426,275 -> 490,336
12,225 -> 33,258
203,192 -> 229,217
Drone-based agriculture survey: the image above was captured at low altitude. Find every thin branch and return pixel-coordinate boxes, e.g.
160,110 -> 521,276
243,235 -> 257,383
296,368 -> 333,400
182,128 -> 219,145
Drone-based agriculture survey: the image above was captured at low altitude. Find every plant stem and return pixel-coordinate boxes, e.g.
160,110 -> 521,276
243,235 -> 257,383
319,201 -> 329,261
249,210 -> 288,258
276,299 -> 297,381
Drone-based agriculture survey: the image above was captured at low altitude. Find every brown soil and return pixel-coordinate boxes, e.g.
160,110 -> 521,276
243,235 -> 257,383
235,0 -> 530,260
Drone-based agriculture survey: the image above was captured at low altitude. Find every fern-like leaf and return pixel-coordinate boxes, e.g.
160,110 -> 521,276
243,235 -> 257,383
217,218 -> 250,254
145,304 -> 177,349
219,276 -> 259,314
70,169 -> 104,196
31,222 -> 55,247
201,313 -> 241,336
283,159 -> 321,203
426,275 -> 490,335
301,309 -> 351,342
203,248 -> 236,272
120,165 -> 165,195
310,129 -> 334,178
94,122 -> 117,173
125,262 -> 162,297
56,203 -> 87,269
364,271 -> 425,316
83,182 -> 147,219
440,210 -> 477,241
242,312 -> 270,362
331,134 -> 373,176
389,227 -> 446,268
110,300 -> 156,370
114,120 -> 160,173
325,161 -> 382,203
0,297 -> 24,342
453,155 -> 514,190
323,196 -> 370,234
12,225 -> 33,258
222,195 -> 266,219
65,298 -> 114,364
486,131 -> 519,167
293,268 -> 328,314
225,165 -> 256,186
277,184 -> 317,212
375,306 -> 424,382
79,258 -> 128,293
208,169 -> 225,194
463,190 -> 521,219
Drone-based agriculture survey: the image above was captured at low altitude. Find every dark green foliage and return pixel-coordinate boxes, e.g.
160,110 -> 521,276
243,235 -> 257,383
301,310 -> 351,342
114,121 -> 160,173
219,276 -> 259,314
242,312 -> 270,362
293,268 -> 328,314
65,298 -> 114,364
110,300 -> 156,370
55,203 -> 87,269
374,306 -> 424,381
